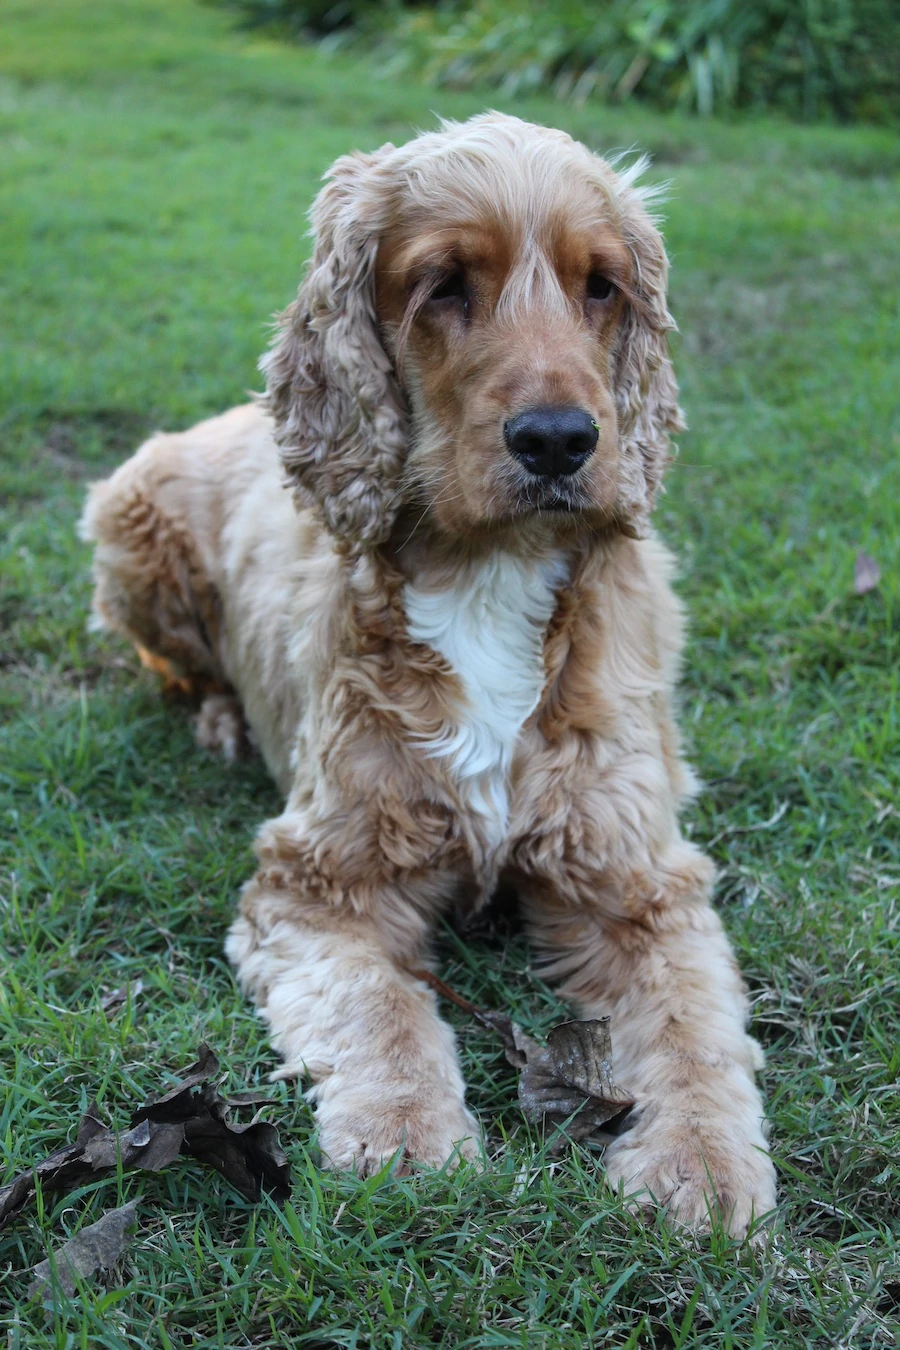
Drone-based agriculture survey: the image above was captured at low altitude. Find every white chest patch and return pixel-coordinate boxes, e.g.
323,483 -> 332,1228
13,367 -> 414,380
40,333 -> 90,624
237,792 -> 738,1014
404,550 -> 569,849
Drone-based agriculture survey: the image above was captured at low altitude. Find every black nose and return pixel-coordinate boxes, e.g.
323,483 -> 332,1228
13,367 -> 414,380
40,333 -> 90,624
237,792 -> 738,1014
503,406 -> 599,477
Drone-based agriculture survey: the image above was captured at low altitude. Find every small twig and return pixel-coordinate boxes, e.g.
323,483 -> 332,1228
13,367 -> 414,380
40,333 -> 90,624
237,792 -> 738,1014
408,967 -> 482,1016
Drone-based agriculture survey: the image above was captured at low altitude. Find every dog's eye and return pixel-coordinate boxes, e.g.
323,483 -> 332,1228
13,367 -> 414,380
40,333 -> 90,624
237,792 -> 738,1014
587,272 -> 616,302
429,269 -> 468,308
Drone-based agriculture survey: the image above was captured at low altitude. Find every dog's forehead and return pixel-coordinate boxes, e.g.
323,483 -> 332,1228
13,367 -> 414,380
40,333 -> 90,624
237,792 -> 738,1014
380,144 -> 629,285
395,131 -> 620,238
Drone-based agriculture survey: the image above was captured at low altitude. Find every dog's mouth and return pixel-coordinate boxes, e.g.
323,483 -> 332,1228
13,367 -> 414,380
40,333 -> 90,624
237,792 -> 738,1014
515,477 -> 586,515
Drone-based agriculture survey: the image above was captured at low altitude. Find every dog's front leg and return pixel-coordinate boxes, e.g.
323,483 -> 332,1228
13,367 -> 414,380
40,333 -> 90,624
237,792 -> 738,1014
525,840 -> 775,1237
226,814 -> 480,1176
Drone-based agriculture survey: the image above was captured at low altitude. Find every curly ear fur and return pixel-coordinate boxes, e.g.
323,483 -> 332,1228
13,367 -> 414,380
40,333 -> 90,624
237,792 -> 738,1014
611,177 -> 685,538
262,148 -> 407,550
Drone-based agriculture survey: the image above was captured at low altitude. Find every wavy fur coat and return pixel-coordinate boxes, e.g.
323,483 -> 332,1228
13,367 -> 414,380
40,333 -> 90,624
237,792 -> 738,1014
82,114 -> 775,1236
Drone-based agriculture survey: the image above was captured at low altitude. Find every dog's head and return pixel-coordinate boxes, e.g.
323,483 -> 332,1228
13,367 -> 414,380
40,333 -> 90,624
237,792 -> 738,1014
264,113 -> 683,550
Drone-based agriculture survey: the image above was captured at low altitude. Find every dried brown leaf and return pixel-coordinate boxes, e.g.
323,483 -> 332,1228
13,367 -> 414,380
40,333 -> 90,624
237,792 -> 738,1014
518,1019 -> 634,1141
0,1045 -> 290,1230
140,1042 -> 222,1106
471,1008 -> 540,1070
0,1101 -> 177,1230
28,1201 -> 139,1298
130,1043 -> 291,1200
412,970 -> 634,1146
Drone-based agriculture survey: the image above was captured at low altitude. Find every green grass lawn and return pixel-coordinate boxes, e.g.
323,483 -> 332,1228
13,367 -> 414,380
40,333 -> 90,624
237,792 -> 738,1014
1,1 -> 898,1344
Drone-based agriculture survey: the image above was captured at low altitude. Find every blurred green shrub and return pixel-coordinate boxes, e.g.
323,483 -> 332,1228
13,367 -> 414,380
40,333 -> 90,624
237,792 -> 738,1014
212,0 -> 898,122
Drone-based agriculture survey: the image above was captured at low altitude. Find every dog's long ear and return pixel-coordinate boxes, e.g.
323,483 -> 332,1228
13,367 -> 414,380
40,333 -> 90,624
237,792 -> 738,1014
611,177 -> 685,538
261,147 -> 406,550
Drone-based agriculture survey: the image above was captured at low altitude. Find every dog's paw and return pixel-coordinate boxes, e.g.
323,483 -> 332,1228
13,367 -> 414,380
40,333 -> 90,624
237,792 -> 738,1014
604,1112 -> 776,1238
195,692 -> 251,762
315,1088 -> 481,1177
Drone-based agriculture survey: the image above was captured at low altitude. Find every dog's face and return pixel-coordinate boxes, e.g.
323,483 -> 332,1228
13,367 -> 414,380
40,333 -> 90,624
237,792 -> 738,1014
375,167 -> 630,536
265,115 -> 683,549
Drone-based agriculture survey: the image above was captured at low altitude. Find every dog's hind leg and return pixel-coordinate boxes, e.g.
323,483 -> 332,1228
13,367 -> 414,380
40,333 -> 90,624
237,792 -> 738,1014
80,434 -> 248,757
194,690 -> 252,763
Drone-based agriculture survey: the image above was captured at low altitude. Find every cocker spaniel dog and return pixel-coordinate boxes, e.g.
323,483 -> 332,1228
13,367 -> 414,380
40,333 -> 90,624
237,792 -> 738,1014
82,113 -> 775,1235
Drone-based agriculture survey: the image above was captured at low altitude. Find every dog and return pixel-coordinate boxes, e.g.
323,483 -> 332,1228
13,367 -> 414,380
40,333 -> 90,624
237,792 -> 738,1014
81,113 -> 776,1236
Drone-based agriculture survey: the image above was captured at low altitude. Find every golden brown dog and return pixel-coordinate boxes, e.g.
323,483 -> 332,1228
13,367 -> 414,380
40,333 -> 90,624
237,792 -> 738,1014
81,113 -> 775,1235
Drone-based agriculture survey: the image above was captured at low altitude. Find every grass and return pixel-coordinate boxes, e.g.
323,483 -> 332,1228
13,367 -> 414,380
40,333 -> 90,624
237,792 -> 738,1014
0,0 -> 898,1344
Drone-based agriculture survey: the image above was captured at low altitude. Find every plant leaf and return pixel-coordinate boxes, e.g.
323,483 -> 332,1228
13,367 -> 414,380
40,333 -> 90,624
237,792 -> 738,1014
0,1045 -> 290,1229
518,1019 -> 634,1141
28,1200 -> 139,1298
411,970 -> 634,1145
100,979 -> 144,1013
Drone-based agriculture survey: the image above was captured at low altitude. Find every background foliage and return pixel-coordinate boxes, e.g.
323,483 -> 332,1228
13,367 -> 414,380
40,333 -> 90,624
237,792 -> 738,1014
213,0 -> 900,122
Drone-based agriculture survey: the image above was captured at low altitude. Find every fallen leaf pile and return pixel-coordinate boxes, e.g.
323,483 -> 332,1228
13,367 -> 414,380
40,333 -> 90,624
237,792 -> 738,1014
412,970 -> 634,1143
0,1044 -> 290,1233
